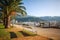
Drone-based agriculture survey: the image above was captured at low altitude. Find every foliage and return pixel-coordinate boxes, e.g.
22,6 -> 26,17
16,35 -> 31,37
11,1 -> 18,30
0,0 -> 27,28
0,0 -> 27,16
16,16 -> 44,22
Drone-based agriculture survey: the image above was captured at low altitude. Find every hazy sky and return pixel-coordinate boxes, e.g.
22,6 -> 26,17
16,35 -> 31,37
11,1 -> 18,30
23,0 -> 60,17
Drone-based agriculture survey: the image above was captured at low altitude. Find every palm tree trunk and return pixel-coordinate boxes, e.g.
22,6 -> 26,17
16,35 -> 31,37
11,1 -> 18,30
3,12 -> 7,28
3,16 -> 11,28
3,17 -> 6,26
3,6 -> 11,28
8,16 -> 11,28
3,16 -> 8,28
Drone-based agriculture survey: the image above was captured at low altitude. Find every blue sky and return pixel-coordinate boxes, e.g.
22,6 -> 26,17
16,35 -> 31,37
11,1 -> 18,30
23,0 -> 60,17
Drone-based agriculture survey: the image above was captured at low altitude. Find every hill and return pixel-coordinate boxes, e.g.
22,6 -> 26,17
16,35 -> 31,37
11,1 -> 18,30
15,15 -> 60,22
40,16 -> 60,21
15,16 -> 45,22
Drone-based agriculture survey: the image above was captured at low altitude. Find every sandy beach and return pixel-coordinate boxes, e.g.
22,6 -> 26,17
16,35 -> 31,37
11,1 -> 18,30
35,27 -> 60,40
11,24 -> 60,40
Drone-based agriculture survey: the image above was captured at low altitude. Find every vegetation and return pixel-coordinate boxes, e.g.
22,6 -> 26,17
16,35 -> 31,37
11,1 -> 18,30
15,32 -> 24,37
0,0 -> 38,40
0,23 -> 4,28
0,29 -> 37,40
22,29 -> 37,36
16,16 -> 44,22
0,29 -> 10,40
0,0 -> 27,28
0,24 -> 37,40
0,24 -> 10,40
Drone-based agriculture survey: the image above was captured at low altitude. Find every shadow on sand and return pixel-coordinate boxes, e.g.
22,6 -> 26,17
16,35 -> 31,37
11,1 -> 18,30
9,32 -> 17,38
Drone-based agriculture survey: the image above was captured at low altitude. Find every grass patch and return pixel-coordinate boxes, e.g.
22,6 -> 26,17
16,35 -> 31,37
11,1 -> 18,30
0,23 -> 4,28
0,29 -> 10,40
19,29 -> 37,36
15,32 -> 24,37
0,23 -> 10,40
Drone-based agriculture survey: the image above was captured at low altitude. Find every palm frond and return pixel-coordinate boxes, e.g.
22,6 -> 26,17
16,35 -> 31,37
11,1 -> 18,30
19,2 -> 24,5
16,7 -> 27,16
0,0 -> 27,16
19,6 -> 26,10
0,0 -> 4,6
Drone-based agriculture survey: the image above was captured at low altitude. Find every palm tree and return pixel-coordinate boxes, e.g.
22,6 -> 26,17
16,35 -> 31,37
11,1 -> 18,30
0,0 -> 27,28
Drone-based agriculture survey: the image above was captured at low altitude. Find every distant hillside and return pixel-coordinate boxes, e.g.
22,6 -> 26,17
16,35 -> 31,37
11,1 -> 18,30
40,16 -> 60,21
15,15 -> 60,22
15,16 -> 45,22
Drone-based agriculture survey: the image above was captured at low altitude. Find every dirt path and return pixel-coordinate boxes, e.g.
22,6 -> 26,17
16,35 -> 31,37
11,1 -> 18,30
12,36 -> 50,40
9,24 -> 60,40
6,25 -> 51,40
35,27 -> 60,40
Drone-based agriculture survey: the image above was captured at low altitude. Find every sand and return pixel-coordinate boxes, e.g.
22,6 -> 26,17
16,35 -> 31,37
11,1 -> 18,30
35,27 -> 60,40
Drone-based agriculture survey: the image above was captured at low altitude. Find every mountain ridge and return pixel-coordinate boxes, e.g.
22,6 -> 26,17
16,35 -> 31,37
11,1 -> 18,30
15,15 -> 60,22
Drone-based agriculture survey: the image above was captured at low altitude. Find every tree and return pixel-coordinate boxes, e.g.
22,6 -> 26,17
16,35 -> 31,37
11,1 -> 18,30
0,0 -> 27,28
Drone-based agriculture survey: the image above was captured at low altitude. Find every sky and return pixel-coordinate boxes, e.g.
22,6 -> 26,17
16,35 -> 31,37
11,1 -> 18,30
23,0 -> 60,17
